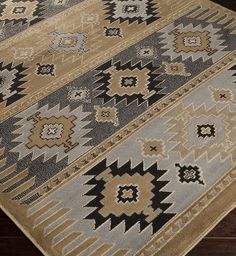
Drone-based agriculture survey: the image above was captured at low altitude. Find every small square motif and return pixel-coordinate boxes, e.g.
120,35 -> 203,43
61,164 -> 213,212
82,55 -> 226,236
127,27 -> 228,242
59,37 -> 78,48
49,31 -> 88,53
104,26 -> 122,37
122,5 -> 139,14
120,76 -> 137,87
12,6 -> 26,14
184,36 -> 201,47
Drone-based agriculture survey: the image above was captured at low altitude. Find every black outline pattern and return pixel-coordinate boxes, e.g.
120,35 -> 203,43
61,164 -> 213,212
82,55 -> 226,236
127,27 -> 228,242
94,60 -> 165,106
103,0 -> 159,25
84,159 -> 175,234
0,61 -> 28,106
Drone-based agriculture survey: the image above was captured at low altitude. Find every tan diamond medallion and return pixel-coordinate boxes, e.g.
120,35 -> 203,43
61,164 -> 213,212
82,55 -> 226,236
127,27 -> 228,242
172,30 -> 217,56
0,0 -> 39,23
26,112 -> 79,152
97,169 -> 162,221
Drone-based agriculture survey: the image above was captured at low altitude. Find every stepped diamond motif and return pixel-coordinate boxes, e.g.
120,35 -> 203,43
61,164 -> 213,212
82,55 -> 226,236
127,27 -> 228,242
11,104 -> 93,163
103,0 -> 159,25
84,160 -> 174,234
94,60 -> 165,106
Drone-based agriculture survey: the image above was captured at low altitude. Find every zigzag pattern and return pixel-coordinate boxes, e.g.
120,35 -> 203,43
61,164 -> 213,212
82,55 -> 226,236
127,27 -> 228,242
0,143 -> 36,203
186,3 -> 236,34
0,61 -> 28,106
84,159 -> 174,234
103,0 -> 159,25
24,173 -> 154,255
229,64 -> 236,79
166,103 -> 236,162
11,103 -> 93,164
0,0 -> 47,25
94,59 -> 166,106
158,22 -> 228,62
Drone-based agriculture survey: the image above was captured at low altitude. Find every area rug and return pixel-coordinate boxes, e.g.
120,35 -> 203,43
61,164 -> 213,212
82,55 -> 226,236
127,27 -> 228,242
0,0 -> 236,255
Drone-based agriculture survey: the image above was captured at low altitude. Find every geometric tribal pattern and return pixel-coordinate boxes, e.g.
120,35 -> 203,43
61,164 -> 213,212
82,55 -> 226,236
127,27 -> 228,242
175,163 -> 205,185
11,103 -> 92,164
158,23 -> 227,62
100,65 -> 236,218
103,0 -> 159,25
94,60 -> 165,106
49,31 -> 88,53
166,103 -> 236,162
0,62 -> 28,106
0,0 -> 86,42
0,1 -> 236,256
84,160 -> 174,234
0,0 -> 46,25
0,1 -> 235,205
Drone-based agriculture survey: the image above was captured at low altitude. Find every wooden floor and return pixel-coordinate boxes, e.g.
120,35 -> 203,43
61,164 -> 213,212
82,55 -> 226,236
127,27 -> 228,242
0,208 -> 236,256
0,0 -> 235,255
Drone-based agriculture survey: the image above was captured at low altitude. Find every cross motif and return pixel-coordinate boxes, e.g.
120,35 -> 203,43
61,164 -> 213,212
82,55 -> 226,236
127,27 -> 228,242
124,78 -> 134,86
47,127 -> 58,135
220,93 -> 226,98
101,111 -> 111,117
183,169 -> 196,180
187,38 -> 197,44
143,50 -> 150,55
124,5 -> 138,13
150,145 -> 157,151
75,91 -> 82,97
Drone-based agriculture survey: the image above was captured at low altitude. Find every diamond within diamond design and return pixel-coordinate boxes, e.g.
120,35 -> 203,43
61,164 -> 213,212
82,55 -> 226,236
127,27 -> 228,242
11,104 -> 93,163
197,124 -> 216,138
159,23 -> 227,62
95,106 -> 119,126
40,123 -> 64,139
103,0 -> 159,25
94,60 -> 165,106
49,31 -> 88,53
116,184 -> 139,203
36,63 -> 55,76
104,26 -> 122,37
175,163 -> 204,185
84,160 -> 174,233
166,103 -> 236,161
0,0 -> 45,25
26,112 -> 79,152
173,30 -> 217,55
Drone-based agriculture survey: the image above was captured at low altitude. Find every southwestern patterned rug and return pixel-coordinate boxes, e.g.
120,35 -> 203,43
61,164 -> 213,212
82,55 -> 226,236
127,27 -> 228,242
0,0 -> 236,255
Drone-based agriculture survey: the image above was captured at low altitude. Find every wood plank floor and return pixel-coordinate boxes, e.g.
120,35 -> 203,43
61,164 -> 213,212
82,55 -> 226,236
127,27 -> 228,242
0,0 -> 235,255
0,208 -> 236,255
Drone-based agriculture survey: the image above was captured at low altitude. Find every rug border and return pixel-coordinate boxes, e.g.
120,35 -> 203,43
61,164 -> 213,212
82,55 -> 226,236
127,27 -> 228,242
155,181 -> 236,256
0,0 -> 236,255
1,166 -> 235,256
137,167 -> 236,255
